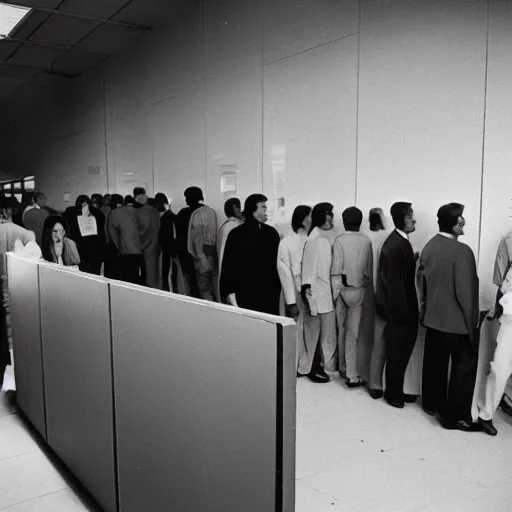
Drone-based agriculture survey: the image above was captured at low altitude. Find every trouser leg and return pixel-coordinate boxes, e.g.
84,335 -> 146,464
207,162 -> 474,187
303,312 -> 321,374
296,295 -> 310,375
340,287 -> 365,381
444,334 -> 477,423
336,297 -> 348,375
320,311 -> 337,371
194,255 -> 216,302
384,322 -> 418,401
422,328 -> 450,413
162,254 -> 171,292
369,314 -> 387,390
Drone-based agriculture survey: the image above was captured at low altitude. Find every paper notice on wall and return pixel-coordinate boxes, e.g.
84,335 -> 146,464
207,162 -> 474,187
220,165 -> 238,201
271,145 -> 286,225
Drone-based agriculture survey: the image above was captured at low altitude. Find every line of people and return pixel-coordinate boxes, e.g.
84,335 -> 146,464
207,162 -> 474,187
3,188 -> 511,438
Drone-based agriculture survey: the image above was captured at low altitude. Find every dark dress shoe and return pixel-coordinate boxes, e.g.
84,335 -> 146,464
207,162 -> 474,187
403,394 -> 418,404
423,408 -> 436,417
346,378 -> 364,389
479,418 -> 498,436
385,396 -> 404,409
307,368 -> 330,383
369,389 -> 384,400
437,413 -> 482,432
499,397 -> 512,417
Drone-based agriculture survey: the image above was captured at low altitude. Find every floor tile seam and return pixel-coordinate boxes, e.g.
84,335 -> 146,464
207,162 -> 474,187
0,486 -> 70,511
296,478 -> 355,507
0,451 -> 35,464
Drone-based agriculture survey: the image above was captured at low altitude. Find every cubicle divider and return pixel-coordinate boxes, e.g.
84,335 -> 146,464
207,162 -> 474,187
7,256 -> 46,440
7,253 -> 297,512
38,264 -> 117,512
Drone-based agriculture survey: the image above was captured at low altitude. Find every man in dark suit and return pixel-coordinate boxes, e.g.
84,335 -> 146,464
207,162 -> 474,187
418,203 -> 481,432
376,202 -> 418,408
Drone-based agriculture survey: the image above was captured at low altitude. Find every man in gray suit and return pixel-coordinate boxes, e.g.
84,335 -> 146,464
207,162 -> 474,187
418,203 -> 481,432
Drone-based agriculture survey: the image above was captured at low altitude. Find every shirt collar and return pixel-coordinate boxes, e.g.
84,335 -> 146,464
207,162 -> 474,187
437,232 -> 455,240
396,228 -> 409,240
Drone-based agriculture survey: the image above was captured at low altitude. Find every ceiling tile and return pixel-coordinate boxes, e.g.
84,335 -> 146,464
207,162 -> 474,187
113,0 -> 188,28
58,0 -> 131,19
76,23 -> 138,55
0,41 -> 20,61
52,48 -> 107,76
11,11 -> 50,39
8,44 -> 64,68
29,14 -> 99,46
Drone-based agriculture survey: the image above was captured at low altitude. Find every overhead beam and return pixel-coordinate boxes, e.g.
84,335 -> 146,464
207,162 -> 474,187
4,36 -> 72,51
0,60 -> 74,79
29,7 -> 152,31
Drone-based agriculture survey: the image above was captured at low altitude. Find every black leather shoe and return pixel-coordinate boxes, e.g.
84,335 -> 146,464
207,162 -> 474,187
385,396 -> 404,409
369,389 -> 384,400
346,378 -> 364,389
403,394 -> 418,404
479,417 -> 498,436
437,413 -> 482,432
307,368 -> 330,383
500,397 -> 512,417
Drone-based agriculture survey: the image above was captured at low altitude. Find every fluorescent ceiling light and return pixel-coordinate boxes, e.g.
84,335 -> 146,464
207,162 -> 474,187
0,2 -> 31,39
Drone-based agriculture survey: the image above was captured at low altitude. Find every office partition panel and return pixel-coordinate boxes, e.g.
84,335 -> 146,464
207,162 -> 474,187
110,283 -> 296,512
6,254 -> 46,439
39,265 -> 117,512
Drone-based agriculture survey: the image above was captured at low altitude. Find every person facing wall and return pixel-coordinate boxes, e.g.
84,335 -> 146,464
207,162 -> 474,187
134,187 -> 160,289
154,192 -> 178,292
217,197 -> 243,288
418,203 -> 481,432
41,215 -> 80,268
300,202 -> 338,383
277,205 -> 312,375
331,206 -> 372,388
108,194 -> 144,285
376,202 -> 419,409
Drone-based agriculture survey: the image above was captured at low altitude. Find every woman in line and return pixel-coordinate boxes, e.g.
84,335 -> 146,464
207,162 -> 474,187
41,215 -> 80,268
277,205 -> 312,376
154,193 -> 178,292
64,195 -> 105,275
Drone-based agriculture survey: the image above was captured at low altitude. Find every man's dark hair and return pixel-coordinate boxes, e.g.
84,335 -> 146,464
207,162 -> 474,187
291,205 -> 312,233
243,194 -> 267,219
390,202 -> 412,230
124,195 -> 136,206
133,187 -> 146,198
311,202 -> 334,230
0,197 -> 20,215
342,206 -> 363,231
437,203 -> 464,234
224,197 -> 241,218
91,193 -> 103,206
32,192 -> 45,203
154,193 -> 169,213
369,208 -> 385,231
184,186 -> 204,203
110,194 -> 124,209
75,194 -> 90,209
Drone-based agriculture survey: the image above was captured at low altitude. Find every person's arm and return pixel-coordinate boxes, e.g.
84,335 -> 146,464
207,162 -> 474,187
364,242 -> 373,288
108,213 -> 121,252
277,238 -> 297,317
454,246 -> 479,342
330,237 -> 343,301
417,256 -> 427,325
219,230 -> 239,306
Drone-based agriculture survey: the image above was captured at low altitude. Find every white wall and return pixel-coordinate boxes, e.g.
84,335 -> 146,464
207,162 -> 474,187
1,0 -> 512,307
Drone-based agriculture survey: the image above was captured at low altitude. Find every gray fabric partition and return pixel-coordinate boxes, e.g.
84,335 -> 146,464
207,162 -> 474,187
39,265 -> 117,512
110,282 -> 296,512
7,254 -> 46,439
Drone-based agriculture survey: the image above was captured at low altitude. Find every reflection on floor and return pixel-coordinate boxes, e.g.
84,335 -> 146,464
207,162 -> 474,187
296,372 -> 512,512
1,365 -> 511,511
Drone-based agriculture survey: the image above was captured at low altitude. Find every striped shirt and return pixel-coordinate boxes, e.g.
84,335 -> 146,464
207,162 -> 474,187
188,205 -> 218,259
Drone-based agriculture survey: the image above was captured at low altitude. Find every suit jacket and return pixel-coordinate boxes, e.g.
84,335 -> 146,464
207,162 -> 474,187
376,230 -> 418,325
418,234 -> 479,343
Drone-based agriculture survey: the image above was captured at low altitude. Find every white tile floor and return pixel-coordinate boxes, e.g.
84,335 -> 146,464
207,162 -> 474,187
1,366 -> 511,512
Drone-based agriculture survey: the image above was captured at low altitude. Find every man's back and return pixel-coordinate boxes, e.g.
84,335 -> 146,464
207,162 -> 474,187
494,230 -> 512,287
109,206 -> 141,256
419,235 -> 479,337
332,232 -> 372,288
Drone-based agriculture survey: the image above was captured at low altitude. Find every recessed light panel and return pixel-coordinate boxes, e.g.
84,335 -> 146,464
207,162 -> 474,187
0,2 -> 31,39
